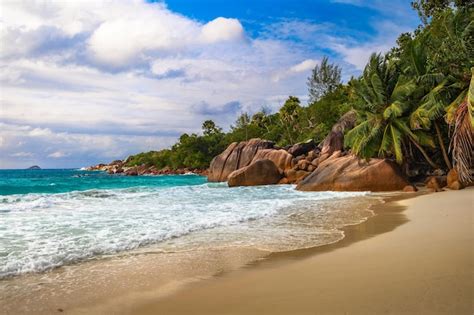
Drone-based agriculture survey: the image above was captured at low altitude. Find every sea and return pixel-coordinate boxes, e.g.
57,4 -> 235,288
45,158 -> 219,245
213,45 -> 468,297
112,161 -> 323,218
0,169 -> 379,280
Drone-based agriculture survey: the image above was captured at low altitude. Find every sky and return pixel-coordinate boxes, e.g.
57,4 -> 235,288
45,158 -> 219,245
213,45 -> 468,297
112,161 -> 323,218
0,0 -> 420,169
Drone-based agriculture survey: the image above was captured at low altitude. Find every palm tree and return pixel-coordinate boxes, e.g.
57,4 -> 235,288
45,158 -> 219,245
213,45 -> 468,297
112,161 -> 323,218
408,8 -> 473,181
346,53 -> 438,167
403,33 -> 453,169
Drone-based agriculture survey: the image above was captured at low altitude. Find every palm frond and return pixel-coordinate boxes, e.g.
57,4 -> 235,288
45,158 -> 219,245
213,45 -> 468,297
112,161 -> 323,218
449,69 -> 474,184
390,124 -> 403,164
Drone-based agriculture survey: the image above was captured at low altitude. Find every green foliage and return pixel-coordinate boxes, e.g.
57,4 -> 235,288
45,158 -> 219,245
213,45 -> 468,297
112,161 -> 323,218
411,0 -> 471,24
345,54 -> 420,164
125,120 -> 227,170
347,6 -> 472,173
307,57 -> 342,103
123,4 -> 472,177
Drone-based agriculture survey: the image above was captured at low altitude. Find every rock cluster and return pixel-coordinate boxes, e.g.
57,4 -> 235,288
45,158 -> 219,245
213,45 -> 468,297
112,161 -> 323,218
208,138 -> 325,185
424,168 -> 465,191
86,160 -> 207,176
209,110 -> 413,191
209,136 -> 410,191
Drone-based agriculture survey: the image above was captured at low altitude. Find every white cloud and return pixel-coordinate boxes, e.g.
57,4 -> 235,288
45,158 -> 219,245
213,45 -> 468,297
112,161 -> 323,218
200,17 -> 244,43
327,20 -> 414,71
10,152 -> 34,158
290,59 -> 318,73
271,59 -> 318,82
0,1 -> 311,167
0,0 -> 417,168
47,151 -> 69,158
29,127 -> 53,137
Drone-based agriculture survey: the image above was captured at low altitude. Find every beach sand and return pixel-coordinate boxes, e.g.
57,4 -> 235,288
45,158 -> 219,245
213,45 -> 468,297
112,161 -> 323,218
2,188 -> 472,314
126,188 -> 473,315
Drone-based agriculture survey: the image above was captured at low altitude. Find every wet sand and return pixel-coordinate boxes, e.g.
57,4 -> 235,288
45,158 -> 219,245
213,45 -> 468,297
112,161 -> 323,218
1,194 -> 378,315
131,188 -> 473,315
2,189 -> 472,314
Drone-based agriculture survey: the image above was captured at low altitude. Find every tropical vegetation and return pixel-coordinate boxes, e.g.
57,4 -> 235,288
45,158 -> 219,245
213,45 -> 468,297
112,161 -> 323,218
125,1 -> 472,183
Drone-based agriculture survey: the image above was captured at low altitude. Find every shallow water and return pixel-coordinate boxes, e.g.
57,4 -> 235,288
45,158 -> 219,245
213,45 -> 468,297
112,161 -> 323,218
0,169 -> 375,279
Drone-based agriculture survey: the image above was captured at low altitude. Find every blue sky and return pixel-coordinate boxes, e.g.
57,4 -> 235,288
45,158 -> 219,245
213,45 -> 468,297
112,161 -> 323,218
0,0 -> 420,168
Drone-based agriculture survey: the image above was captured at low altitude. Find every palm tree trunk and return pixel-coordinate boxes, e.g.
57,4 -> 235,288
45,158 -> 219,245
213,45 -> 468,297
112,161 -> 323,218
434,121 -> 452,169
409,137 -> 438,169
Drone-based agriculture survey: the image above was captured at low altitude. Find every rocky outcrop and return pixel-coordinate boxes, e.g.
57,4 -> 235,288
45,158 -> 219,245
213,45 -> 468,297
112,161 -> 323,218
208,138 -> 275,182
320,110 -> 356,156
227,159 -> 282,187
86,161 -> 207,176
296,154 -> 409,192
284,169 -> 310,184
251,149 -> 293,171
287,139 -> 316,157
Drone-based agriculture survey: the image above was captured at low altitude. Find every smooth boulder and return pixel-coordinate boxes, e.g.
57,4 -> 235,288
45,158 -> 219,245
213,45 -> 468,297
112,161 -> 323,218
227,159 -> 282,187
251,149 -> 293,171
296,154 -> 409,192
208,139 -> 274,182
447,169 -> 464,190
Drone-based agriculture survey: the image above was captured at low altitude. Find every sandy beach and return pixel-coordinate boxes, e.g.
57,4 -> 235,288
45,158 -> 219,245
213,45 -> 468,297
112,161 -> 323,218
123,188 -> 474,315
2,188 -> 472,315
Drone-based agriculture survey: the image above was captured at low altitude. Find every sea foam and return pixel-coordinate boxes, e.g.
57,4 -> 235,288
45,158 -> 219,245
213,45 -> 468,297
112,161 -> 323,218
0,179 -> 371,278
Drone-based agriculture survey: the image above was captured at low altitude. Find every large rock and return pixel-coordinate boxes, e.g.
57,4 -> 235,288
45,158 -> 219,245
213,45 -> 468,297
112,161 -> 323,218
320,110 -> 356,156
426,176 -> 447,191
251,149 -> 293,171
284,169 -> 310,184
320,130 -> 344,156
287,139 -> 316,157
208,139 -> 274,182
227,159 -> 282,187
447,169 -> 464,190
296,154 -> 409,192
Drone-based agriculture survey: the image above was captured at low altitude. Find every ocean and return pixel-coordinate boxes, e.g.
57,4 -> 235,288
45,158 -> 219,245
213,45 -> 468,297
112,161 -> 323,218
0,169 -> 377,279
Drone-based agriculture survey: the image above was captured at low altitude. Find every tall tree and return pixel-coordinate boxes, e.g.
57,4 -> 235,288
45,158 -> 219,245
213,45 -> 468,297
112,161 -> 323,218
279,96 -> 302,145
202,120 -> 222,136
307,57 -> 342,103
411,0 -> 471,24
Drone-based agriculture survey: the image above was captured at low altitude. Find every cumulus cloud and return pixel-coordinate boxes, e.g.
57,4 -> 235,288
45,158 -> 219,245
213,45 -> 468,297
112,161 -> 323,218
0,0 -> 417,168
200,17 -> 245,43
0,1 -> 314,168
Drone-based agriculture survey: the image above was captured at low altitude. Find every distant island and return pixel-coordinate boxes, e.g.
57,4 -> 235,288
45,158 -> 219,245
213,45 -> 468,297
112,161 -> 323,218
27,165 -> 41,170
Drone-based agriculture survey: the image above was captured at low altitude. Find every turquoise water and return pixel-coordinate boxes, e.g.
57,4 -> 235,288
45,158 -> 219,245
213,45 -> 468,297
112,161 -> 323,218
0,169 -> 374,279
0,169 -> 206,195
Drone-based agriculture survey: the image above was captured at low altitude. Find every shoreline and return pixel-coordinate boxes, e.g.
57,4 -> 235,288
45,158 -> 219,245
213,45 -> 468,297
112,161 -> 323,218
66,191 -> 411,315
2,188 -> 472,314
0,191 -> 385,315
129,187 -> 473,315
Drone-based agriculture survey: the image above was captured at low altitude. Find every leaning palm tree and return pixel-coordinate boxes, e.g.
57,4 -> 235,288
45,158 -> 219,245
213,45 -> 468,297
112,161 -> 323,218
409,8 -> 473,182
449,69 -> 473,184
346,53 -> 437,167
